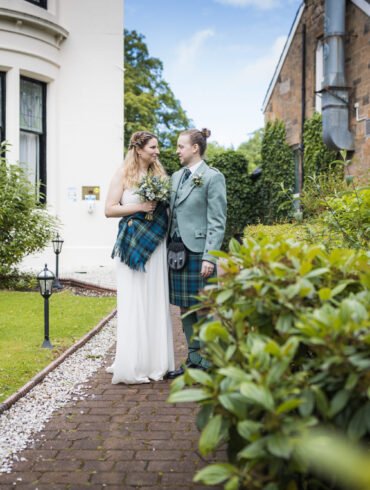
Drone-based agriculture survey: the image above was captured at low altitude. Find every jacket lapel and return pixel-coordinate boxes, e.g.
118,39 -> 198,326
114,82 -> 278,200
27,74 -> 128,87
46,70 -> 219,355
176,161 -> 207,206
170,170 -> 183,210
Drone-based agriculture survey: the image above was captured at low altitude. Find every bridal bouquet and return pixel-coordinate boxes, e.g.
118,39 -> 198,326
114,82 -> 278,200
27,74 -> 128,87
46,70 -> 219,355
135,173 -> 171,220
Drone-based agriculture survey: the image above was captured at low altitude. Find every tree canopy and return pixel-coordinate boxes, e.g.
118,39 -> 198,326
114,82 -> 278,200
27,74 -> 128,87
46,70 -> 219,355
237,128 -> 263,172
124,29 -> 190,148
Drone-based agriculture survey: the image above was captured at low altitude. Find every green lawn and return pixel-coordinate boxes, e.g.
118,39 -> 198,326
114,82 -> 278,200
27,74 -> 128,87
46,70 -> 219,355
0,289 -> 116,403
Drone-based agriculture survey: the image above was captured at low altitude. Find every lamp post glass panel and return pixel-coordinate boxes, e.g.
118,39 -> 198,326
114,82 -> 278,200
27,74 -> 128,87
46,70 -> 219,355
37,264 -> 55,349
52,233 -> 64,289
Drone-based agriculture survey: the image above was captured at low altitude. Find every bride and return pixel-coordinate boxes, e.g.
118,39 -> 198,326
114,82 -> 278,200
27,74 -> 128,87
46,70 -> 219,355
105,131 -> 175,384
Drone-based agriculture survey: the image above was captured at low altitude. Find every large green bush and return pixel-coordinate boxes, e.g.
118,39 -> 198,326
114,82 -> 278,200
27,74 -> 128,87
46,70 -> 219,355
0,145 -> 58,280
298,151 -> 369,249
299,171 -> 348,219
256,120 -> 295,224
160,148 -> 181,176
323,187 -> 370,250
303,113 -> 338,179
168,234 -> 370,490
207,150 -> 253,246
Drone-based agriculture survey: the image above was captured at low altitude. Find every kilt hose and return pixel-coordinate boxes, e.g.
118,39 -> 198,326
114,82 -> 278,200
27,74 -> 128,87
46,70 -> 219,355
169,249 -> 216,308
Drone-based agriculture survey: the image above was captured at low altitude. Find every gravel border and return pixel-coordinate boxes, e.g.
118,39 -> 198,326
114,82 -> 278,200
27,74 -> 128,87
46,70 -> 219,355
0,308 -> 117,415
0,280 -> 118,474
0,316 -> 117,474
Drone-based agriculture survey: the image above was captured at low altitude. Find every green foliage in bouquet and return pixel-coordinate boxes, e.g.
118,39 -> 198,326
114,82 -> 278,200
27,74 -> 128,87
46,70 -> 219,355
168,234 -> 370,490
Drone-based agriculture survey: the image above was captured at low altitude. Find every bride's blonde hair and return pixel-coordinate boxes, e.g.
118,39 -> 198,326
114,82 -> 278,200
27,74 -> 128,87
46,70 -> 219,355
123,131 -> 166,188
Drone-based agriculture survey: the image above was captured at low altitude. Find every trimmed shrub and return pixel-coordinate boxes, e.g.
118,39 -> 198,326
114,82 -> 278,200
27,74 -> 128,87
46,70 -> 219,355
160,148 -> 181,176
257,120 -> 295,224
207,150 -> 253,246
245,222 -> 317,243
303,113 -> 338,179
244,222 -> 346,251
168,234 -> 370,490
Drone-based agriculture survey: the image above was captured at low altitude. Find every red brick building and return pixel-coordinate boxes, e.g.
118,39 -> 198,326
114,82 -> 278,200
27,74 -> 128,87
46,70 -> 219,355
262,0 -> 370,180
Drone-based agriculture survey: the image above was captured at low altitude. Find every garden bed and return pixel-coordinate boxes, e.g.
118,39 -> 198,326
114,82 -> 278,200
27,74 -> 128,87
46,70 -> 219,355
0,281 -> 116,403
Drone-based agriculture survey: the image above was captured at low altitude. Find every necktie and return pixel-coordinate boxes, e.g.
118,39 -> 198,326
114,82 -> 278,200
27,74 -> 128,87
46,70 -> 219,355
181,168 -> 191,186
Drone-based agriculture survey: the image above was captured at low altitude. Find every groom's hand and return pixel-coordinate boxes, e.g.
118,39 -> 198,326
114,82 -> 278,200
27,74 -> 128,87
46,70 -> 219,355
201,260 -> 214,278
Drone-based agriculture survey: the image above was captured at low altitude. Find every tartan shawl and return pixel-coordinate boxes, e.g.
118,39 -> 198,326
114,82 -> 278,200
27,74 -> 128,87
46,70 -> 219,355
111,203 -> 168,272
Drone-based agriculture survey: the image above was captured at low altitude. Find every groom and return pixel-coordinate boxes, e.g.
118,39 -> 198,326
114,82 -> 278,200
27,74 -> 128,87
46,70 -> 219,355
166,128 -> 227,379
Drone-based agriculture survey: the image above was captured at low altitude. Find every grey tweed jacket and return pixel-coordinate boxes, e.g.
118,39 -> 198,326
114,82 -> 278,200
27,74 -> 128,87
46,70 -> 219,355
169,161 -> 227,263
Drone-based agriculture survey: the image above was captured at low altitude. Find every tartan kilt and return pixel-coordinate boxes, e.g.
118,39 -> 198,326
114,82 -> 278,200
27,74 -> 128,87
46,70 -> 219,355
169,250 -> 216,308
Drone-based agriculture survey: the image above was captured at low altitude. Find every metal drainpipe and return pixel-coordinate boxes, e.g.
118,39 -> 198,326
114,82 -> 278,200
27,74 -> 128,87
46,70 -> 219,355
322,0 -> 354,150
301,23 -> 306,190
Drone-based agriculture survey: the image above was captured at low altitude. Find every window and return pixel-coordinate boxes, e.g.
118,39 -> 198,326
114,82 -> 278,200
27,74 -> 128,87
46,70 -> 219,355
24,0 -> 47,8
0,72 -> 5,144
19,77 -> 47,201
315,40 -> 324,113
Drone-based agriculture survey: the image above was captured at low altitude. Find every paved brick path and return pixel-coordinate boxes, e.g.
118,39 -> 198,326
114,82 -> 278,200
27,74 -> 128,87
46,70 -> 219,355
0,306 -> 223,489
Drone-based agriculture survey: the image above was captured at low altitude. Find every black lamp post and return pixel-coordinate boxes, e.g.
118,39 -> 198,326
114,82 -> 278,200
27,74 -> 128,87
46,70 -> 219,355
37,264 -> 55,349
52,233 -> 64,289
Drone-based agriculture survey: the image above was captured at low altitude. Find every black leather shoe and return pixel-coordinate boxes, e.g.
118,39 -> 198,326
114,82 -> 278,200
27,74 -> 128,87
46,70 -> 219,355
164,367 -> 185,379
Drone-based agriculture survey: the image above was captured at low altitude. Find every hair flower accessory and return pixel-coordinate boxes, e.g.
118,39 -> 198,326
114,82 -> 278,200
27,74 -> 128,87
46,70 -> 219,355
192,173 -> 204,187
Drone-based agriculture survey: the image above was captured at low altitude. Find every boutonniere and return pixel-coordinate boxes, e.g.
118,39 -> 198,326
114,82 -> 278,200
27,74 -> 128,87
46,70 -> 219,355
192,173 -> 204,187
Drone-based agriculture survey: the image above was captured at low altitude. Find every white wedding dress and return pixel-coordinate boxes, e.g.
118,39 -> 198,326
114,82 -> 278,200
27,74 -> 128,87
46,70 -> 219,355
107,189 -> 175,384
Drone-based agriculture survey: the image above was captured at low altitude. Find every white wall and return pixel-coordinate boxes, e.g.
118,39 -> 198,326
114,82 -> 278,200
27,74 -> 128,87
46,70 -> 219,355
55,0 -> 123,271
0,0 -> 123,274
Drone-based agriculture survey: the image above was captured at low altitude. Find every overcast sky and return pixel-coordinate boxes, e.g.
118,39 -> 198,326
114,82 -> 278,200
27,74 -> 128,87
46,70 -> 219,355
125,0 -> 302,147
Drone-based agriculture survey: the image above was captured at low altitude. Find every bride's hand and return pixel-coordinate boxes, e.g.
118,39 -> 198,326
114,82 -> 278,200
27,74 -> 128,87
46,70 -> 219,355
141,201 -> 157,213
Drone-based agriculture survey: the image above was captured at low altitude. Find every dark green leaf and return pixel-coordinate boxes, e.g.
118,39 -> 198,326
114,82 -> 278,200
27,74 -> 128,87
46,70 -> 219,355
240,383 -> 275,412
196,403 -> 213,431
194,463 -> 236,484
348,404 -> 368,441
219,393 -> 247,419
267,433 -> 292,459
225,475 -> 240,490
328,390 -> 350,418
238,438 -> 267,460
217,289 -> 234,304
299,390 -> 315,418
186,368 -> 213,386
167,389 -> 210,403
199,414 -> 224,455
237,420 -> 262,441
200,321 -> 229,342
276,398 -> 301,414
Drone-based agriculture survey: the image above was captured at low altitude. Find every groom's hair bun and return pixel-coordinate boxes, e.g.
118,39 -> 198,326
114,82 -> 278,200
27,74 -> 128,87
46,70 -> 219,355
201,128 -> 211,139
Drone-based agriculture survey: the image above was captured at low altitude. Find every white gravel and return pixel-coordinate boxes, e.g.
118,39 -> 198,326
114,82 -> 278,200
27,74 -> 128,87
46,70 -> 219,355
0,317 -> 116,474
